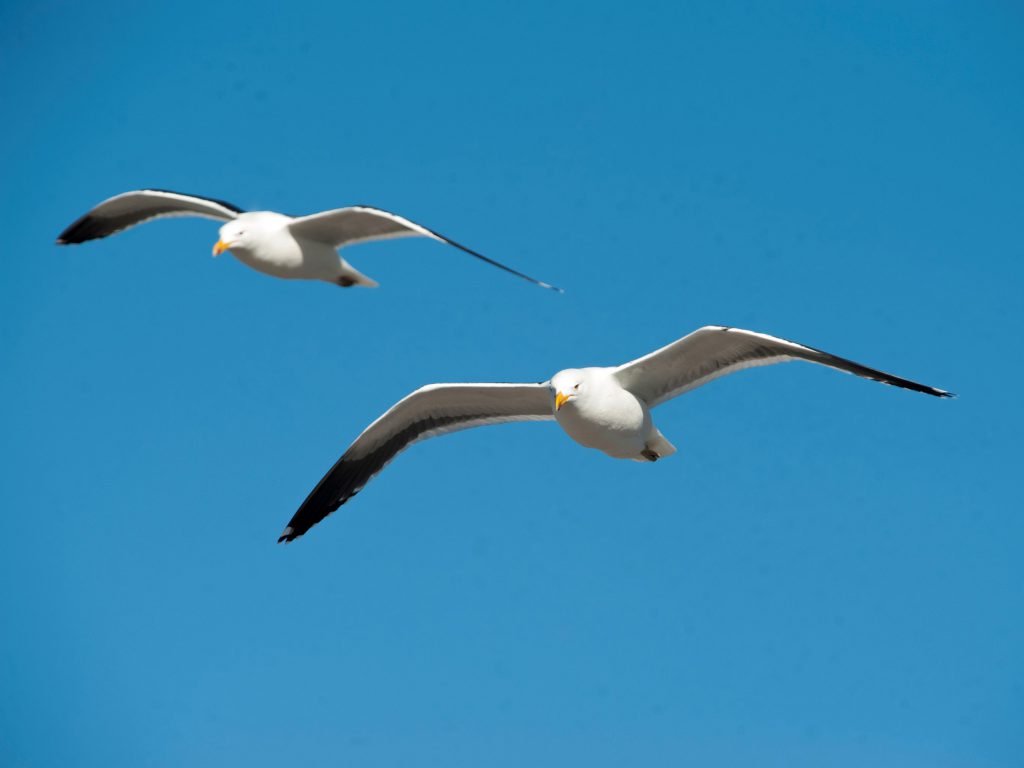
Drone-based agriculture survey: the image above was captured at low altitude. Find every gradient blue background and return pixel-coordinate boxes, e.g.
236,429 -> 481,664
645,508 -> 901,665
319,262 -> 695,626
2,2 -> 1021,765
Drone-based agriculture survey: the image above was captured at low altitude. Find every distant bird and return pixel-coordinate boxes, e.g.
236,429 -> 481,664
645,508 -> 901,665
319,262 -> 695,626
56,189 -> 561,291
279,325 -> 952,542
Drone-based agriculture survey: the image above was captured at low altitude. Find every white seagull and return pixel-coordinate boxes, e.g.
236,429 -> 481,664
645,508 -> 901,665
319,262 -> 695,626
56,189 -> 561,291
278,325 -> 952,542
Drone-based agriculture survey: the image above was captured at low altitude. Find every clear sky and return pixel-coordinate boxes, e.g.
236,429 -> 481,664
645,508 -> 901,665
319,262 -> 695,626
1,1 -> 1021,766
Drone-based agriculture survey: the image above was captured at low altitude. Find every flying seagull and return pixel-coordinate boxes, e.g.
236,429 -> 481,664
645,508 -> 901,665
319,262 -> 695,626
279,325 -> 952,542
56,189 -> 561,291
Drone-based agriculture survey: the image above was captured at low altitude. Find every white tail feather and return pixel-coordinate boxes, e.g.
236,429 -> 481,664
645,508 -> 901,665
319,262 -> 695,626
338,261 -> 379,288
645,429 -> 677,459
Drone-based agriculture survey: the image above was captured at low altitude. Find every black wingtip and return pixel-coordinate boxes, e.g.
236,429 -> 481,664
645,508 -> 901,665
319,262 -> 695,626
277,527 -> 296,544
912,383 -> 955,398
56,215 -> 101,245
428,231 -> 564,293
56,226 -> 82,244
883,380 -> 955,399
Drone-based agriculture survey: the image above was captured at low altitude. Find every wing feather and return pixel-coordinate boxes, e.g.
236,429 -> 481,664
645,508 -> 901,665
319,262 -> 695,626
279,382 -> 553,542
288,206 -> 562,292
613,326 -> 953,406
56,189 -> 243,244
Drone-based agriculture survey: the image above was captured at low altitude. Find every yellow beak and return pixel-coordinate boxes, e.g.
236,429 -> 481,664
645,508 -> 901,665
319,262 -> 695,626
212,240 -> 230,256
554,391 -> 570,411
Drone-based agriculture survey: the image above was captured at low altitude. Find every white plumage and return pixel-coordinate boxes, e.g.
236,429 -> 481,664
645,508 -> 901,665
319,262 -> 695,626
56,189 -> 561,291
279,325 -> 952,542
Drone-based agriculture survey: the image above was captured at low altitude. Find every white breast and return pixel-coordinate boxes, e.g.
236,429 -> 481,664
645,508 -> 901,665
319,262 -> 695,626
554,371 -> 651,459
230,213 -> 343,281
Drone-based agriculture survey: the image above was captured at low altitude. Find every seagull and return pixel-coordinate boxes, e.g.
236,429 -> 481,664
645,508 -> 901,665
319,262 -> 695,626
55,189 -> 561,291
278,325 -> 952,542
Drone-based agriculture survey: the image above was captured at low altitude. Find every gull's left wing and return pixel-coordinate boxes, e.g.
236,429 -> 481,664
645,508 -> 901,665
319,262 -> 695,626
288,206 -> 562,291
613,326 -> 954,407
279,382 -> 554,543
56,189 -> 244,244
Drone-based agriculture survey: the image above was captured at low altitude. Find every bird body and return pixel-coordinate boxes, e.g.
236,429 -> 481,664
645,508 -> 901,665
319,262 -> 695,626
56,189 -> 560,291
215,212 -> 377,286
551,367 -> 662,460
279,325 -> 952,542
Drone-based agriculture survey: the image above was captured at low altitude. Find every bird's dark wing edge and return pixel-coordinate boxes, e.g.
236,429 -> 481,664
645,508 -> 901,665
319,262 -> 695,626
784,333 -> 955,398
278,412 -> 516,543
56,189 -> 244,244
619,326 -> 954,406
351,205 -> 564,293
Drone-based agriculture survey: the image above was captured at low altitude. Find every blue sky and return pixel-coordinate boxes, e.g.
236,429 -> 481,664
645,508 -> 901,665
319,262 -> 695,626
1,1 -> 1022,765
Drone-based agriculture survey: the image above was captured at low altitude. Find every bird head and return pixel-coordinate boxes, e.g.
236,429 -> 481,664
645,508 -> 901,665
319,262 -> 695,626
551,369 -> 587,411
212,220 -> 251,257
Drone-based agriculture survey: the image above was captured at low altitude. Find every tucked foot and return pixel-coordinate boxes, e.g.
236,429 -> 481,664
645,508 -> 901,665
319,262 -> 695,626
336,266 -> 380,288
640,448 -> 661,462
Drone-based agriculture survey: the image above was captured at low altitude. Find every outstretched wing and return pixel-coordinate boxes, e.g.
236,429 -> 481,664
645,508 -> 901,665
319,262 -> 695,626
613,326 -> 953,407
56,189 -> 243,244
279,382 -> 554,542
288,206 -> 562,292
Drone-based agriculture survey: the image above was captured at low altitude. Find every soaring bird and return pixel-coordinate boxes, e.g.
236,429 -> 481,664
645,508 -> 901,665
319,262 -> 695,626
56,189 -> 561,291
278,325 -> 952,542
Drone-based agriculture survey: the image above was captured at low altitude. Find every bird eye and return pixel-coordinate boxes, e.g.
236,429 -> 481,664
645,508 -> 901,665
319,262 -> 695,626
573,383 -> 580,391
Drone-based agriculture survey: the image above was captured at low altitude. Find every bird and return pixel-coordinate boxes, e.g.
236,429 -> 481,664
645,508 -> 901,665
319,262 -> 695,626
278,325 -> 952,542
55,189 -> 561,291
